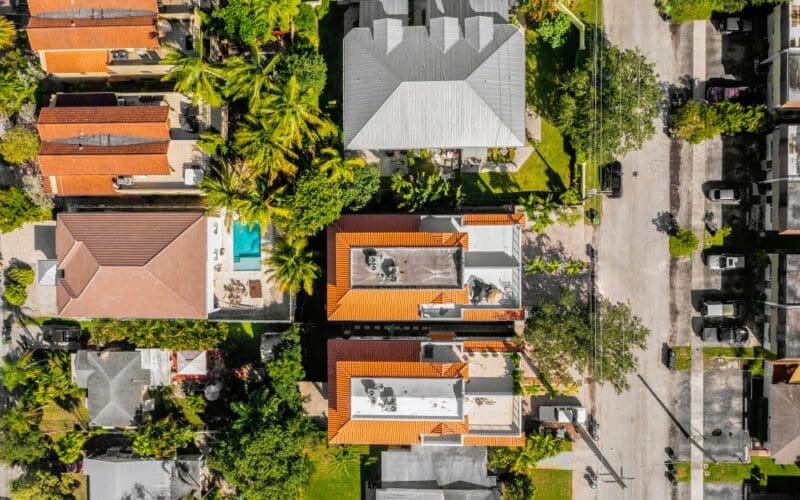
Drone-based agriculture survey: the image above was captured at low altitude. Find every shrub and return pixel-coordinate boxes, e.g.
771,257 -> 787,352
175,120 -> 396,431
3,283 -> 27,307
537,13 -> 572,48
672,100 -> 769,144
669,229 -> 699,257
8,266 -> 34,286
0,127 -> 39,165
0,186 -> 49,233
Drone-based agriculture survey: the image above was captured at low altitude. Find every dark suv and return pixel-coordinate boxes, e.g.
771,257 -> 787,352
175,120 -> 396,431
601,162 -> 622,198
42,324 -> 81,349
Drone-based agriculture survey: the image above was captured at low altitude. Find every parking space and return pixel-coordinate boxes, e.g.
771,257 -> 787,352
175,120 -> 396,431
704,368 -> 750,462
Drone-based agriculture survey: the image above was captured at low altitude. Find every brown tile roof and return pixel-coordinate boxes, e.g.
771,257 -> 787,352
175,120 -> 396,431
326,214 -> 525,322
53,175 -> 116,196
39,141 -> 170,177
43,50 -> 109,75
463,213 -> 526,225
29,0 -> 157,15
327,339 -> 522,446
463,435 -> 527,446
56,212 -> 207,319
28,16 -> 159,51
37,106 -> 170,141
462,339 -> 520,352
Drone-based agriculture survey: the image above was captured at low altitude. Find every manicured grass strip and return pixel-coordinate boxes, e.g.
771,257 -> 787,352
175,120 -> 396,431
531,468 -> 572,500
672,346 -> 692,372
300,445 -> 368,500
574,0 -> 603,25
675,461 -> 690,482
40,402 -> 86,440
703,347 -> 777,365
705,457 -> 800,485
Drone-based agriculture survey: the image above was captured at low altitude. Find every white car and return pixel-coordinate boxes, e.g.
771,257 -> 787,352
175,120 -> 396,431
706,254 -> 745,271
539,406 -> 587,425
701,301 -> 741,318
708,188 -> 741,203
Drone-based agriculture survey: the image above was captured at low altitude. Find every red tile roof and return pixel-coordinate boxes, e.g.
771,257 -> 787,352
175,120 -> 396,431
39,141 -> 170,178
28,0 -> 157,16
53,176 -> 116,196
326,214 -> 526,322
37,106 -> 169,141
28,16 -> 159,51
43,50 -> 109,74
56,212 -> 207,319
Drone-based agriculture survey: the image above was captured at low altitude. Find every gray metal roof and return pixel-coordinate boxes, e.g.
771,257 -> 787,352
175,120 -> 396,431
73,350 -> 157,428
360,0 -> 408,28
83,455 -> 202,500
343,6 -> 524,150
381,446 -> 497,488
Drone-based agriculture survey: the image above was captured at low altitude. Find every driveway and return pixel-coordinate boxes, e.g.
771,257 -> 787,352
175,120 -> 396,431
573,2 -> 695,500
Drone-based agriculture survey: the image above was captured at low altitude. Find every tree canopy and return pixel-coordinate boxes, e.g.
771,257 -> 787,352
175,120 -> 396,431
556,43 -> 661,163
524,288 -> 650,392
88,319 -> 230,350
0,186 -> 50,234
672,100 -> 769,144
0,127 -> 40,165
212,0 -> 300,46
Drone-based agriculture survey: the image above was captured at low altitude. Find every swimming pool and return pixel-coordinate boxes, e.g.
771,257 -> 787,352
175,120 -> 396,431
232,221 -> 261,271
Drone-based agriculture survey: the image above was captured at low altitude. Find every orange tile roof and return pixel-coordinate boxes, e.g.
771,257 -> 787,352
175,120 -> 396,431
326,214 -> 525,321
29,0 -> 157,15
43,50 -> 109,74
39,141 -> 170,178
37,106 -> 170,141
463,435 -> 527,446
28,16 -> 159,51
463,213 -> 527,225
327,339 -> 523,446
53,176 -> 116,196
462,339 -> 520,352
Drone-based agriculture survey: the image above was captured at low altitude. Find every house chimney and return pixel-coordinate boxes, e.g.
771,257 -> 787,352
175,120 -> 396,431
429,17 -> 460,53
372,18 -> 403,54
464,16 -> 494,52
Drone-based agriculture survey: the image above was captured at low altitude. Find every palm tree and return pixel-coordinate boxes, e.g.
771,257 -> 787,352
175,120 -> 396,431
235,177 -> 291,231
161,36 -> 224,107
0,352 -> 40,391
199,160 -> 251,229
264,237 -> 320,296
223,47 -> 281,112
313,148 -> 365,183
233,114 -> 298,182
256,75 -> 336,149
196,130 -> 228,157
489,433 -> 567,475
0,17 -> 16,51
523,256 -> 548,275
563,259 -> 586,275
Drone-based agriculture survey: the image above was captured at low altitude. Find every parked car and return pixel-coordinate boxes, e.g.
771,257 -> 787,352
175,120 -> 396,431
708,187 -> 742,203
713,17 -> 752,35
601,161 -> 622,198
706,85 -> 750,103
705,254 -> 745,271
701,301 -> 742,319
703,326 -> 749,343
41,324 -> 81,349
539,406 -> 587,425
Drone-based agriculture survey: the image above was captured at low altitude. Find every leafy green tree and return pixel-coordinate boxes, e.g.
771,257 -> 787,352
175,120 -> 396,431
537,13 -> 572,48
53,430 -> 98,464
500,473 -> 535,500
518,0 -> 558,23
279,50 -> 327,97
341,164 -> 381,211
293,3 -> 319,47
0,127 -> 40,165
557,43 -> 660,162
8,266 -> 35,286
212,0 -> 300,46
162,37 -> 224,107
524,288 -> 650,392
132,416 -> 195,459
0,424 -> 49,465
3,283 -> 27,307
490,433 -> 568,474
27,353 -> 82,408
0,16 -> 15,50
264,237 -> 320,296
391,170 -> 461,212
10,469 -> 77,500
88,319 -> 230,350
0,50 -> 44,117
672,100 -> 769,144
669,228 -> 699,257
0,186 -> 49,233
224,48 -> 281,112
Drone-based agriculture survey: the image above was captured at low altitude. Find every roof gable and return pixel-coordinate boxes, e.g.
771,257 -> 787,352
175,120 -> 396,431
28,16 -> 159,52
37,106 -> 170,141
28,0 -> 157,15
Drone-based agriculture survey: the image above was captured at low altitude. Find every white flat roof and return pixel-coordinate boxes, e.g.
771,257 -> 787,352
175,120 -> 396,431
350,377 -> 464,420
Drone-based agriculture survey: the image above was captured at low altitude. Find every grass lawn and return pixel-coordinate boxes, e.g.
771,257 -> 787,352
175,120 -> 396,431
703,347 -> 777,365
704,226 -> 732,249
300,445 -> 368,500
574,0 -> 603,25
461,120 -> 573,203
658,0 -> 717,23
40,402 -> 87,440
672,346 -> 692,372
705,457 -> 800,485
223,322 -> 272,368
675,461 -> 690,482
531,469 -> 572,500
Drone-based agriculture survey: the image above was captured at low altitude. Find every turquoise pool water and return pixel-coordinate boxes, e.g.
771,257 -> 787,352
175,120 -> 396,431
233,221 -> 261,271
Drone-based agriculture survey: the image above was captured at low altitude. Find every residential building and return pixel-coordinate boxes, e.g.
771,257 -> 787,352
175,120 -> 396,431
327,337 -> 525,446
374,446 -> 500,499
342,0 -> 524,150
760,253 -> 800,359
766,0 -> 800,109
36,92 -> 209,196
72,349 -> 171,428
763,362 -> 800,464
83,449 -> 203,498
752,125 -> 800,234
326,214 -> 525,322
27,0 -> 199,79
55,211 -> 291,322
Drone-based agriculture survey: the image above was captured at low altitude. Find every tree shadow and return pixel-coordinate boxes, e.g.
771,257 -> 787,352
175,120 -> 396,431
522,233 -> 591,306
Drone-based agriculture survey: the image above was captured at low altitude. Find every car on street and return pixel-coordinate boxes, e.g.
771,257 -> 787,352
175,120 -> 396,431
713,17 -> 752,35
702,325 -> 749,344
701,300 -> 742,319
707,187 -> 742,203
601,161 -> 622,198
706,85 -> 751,103
705,254 -> 745,271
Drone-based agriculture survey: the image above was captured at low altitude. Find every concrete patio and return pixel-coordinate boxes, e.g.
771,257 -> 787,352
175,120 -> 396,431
0,222 -> 58,318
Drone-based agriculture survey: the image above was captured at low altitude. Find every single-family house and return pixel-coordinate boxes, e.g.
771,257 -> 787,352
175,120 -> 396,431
83,449 -> 203,498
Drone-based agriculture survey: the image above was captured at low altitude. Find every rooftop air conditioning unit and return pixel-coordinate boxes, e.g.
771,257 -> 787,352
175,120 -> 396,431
184,167 -> 204,186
